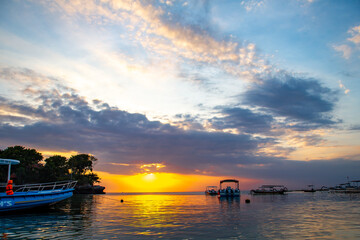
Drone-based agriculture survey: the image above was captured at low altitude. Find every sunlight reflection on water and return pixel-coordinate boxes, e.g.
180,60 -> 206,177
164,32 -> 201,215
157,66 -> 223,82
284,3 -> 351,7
1,192 -> 360,239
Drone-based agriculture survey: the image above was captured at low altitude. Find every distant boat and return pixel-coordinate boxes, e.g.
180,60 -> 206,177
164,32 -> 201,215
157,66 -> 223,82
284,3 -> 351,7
331,180 -> 360,193
205,186 -> 218,195
250,185 -> 287,195
0,158 -> 77,213
303,185 -> 316,192
218,179 -> 240,197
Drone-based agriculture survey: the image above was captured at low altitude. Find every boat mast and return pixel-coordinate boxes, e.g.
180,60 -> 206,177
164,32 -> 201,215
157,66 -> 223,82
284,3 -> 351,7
7,163 -> 11,182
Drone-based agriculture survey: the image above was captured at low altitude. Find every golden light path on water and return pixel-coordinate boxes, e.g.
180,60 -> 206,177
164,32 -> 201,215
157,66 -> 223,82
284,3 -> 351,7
2,192 -> 359,239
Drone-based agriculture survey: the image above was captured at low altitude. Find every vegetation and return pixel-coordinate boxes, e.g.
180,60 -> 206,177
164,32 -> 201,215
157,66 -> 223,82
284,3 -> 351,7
0,146 -> 100,186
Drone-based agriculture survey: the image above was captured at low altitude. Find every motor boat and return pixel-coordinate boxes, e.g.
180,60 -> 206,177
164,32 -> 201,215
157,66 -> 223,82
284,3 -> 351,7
218,179 -> 240,197
0,158 -> 77,212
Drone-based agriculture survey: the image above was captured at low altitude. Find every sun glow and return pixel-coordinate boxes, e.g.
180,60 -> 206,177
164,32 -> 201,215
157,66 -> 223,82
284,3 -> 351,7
96,171 -> 257,192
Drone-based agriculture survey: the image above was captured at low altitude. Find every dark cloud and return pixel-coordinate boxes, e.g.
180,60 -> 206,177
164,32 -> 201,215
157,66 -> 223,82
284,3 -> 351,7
209,107 -> 274,134
1,68 -> 357,188
243,75 -> 339,130
0,86 -> 268,175
349,124 -> 360,131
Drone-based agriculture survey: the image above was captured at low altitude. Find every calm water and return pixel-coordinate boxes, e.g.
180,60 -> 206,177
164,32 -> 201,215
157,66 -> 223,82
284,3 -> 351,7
1,192 -> 360,239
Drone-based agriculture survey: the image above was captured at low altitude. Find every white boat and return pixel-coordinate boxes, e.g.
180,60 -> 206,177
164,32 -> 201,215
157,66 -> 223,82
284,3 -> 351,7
218,179 -> 240,197
205,186 -> 218,195
331,180 -> 360,193
250,185 -> 287,195
0,158 -> 77,213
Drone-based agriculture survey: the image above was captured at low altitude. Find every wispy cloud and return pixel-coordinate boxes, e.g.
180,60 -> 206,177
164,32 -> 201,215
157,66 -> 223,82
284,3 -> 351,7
333,44 -> 352,59
347,25 -> 360,45
338,80 -> 350,94
39,0 -> 270,80
333,25 -> 360,59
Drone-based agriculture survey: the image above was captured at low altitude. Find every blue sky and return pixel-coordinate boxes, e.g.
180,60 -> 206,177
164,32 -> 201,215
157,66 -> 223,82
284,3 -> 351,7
0,0 -> 360,189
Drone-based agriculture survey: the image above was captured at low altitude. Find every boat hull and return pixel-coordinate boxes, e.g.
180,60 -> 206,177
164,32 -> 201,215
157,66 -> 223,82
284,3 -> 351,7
218,192 -> 240,197
0,189 -> 74,212
250,190 -> 286,195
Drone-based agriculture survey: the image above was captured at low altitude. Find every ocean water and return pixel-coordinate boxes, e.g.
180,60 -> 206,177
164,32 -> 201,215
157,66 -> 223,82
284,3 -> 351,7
1,192 -> 360,239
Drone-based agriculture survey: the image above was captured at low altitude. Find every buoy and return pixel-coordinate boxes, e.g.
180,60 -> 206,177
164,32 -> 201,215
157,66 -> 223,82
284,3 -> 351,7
245,199 -> 250,203
120,199 -> 124,203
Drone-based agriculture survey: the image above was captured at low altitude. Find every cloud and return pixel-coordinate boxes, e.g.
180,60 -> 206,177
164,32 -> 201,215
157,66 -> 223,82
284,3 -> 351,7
333,44 -> 352,59
338,80 -> 350,94
241,0 -> 265,12
243,74 -> 339,130
38,0 -> 269,81
209,107 -> 274,134
0,67 -> 270,175
0,67 -> 357,187
333,25 -> 360,59
347,25 -> 360,45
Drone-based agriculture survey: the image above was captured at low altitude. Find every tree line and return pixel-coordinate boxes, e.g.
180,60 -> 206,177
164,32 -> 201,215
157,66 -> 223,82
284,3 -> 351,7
0,146 -> 100,186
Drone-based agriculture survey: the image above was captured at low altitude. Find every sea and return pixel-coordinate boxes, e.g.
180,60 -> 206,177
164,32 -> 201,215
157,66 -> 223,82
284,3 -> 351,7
1,191 -> 360,239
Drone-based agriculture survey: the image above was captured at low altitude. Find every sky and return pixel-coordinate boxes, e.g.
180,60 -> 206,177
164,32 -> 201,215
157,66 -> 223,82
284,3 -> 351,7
0,0 -> 360,192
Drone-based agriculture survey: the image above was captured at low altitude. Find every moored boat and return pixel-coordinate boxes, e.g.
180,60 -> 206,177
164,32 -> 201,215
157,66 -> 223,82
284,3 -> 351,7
205,186 -> 218,195
0,158 -> 77,213
250,185 -> 287,195
218,179 -> 240,197
303,184 -> 316,192
330,180 -> 360,193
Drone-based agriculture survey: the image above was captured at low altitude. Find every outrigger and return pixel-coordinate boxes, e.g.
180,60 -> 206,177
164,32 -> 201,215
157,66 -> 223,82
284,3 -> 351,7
0,158 -> 77,212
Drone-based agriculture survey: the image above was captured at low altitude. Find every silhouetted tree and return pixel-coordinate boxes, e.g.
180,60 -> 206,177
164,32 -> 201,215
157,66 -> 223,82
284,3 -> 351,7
41,155 -> 69,182
0,146 -> 44,184
1,146 -> 101,186
68,154 -> 100,185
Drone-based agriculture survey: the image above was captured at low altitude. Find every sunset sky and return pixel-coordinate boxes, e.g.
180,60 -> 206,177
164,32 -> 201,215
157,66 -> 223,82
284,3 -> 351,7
1,0 -> 360,191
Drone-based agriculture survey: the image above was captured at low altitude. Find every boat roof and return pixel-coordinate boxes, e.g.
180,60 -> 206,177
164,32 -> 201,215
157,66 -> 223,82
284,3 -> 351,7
0,158 -> 20,165
220,179 -> 239,183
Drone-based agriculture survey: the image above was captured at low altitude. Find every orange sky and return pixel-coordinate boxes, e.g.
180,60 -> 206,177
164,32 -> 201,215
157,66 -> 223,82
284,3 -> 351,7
96,171 -> 259,192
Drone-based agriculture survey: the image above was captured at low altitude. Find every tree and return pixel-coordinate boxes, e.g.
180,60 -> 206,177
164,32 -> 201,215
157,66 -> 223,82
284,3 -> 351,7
0,146 -> 44,184
41,155 -> 69,182
68,154 -> 100,185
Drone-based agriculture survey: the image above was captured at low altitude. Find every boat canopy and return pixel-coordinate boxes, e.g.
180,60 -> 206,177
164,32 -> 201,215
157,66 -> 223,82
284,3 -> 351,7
220,179 -> 239,189
0,158 -> 20,182
0,158 -> 20,165
220,179 -> 239,184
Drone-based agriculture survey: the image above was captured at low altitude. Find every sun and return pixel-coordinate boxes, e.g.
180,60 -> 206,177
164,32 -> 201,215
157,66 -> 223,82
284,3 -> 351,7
143,173 -> 156,181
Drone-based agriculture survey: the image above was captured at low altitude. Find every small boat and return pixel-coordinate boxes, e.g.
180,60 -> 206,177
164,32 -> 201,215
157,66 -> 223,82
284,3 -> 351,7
330,180 -> 360,193
205,186 -> 218,195
250,185 -> 287,195
0,158 -> 77,213
303,185 -> 316,192
218,179 -> 240,197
